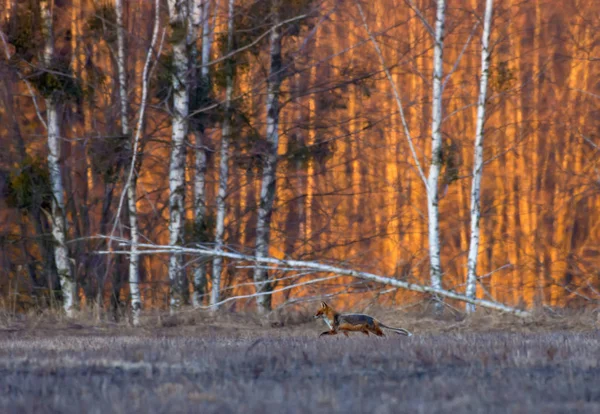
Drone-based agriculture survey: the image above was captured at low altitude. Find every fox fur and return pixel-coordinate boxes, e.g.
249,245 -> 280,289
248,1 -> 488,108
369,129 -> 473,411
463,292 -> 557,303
314,301 -> 412,337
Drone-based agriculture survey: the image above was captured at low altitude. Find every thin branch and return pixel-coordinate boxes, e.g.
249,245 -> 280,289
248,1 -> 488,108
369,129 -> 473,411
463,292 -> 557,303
0,30 -> 48,130
581,133 -> 600,151
195,13 -> 308,70
202,275 -> 342,309
404,0 -> 435,37
107,1 -> 164,253
572,87 -> 600,100
354,0 -> 428,189
442,21 -> 480,91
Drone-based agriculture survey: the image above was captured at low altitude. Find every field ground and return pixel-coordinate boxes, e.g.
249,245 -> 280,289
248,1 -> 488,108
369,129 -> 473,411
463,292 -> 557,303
0,309 -> 599,413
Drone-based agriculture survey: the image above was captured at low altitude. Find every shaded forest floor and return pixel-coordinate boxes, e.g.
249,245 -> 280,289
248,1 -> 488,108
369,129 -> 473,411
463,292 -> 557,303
0,309 -> 599,413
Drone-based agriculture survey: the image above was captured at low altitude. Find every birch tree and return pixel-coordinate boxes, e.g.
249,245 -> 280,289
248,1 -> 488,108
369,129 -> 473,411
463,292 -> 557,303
355,0 -> 447,308
114,0 -> 143,324
252,0 -> 284,314
40,0 -> 76,316
210,0 -> 235,307
200,0 -> 214,74
115,0 -> 130,172
109,0 -> 162,324
427,0 -> 446,309
190,0 -> 214,307
466,0 -> 494,313
167,0 -> 190,311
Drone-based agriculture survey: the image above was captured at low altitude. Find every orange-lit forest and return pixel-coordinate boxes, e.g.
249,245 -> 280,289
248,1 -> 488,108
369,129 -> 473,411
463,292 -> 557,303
0,0 -> 598,317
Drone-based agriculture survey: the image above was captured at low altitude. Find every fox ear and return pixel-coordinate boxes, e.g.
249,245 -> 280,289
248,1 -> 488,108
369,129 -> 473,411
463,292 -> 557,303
320,301 -> 327,308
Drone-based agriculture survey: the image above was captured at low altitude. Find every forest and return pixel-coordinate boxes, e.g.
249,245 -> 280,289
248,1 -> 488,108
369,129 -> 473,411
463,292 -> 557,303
0,0 -> 599,322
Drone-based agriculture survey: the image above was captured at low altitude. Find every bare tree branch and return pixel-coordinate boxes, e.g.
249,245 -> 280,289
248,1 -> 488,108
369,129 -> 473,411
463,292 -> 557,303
442,21 -> 480,91
404,0 -> 435,37
354,0 -> 428,189
0,30 -> 48,129
107,0 -> 164,297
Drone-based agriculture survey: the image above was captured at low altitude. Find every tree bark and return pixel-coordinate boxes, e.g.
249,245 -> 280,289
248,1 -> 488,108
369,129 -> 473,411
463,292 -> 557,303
40,0 -> 76,316
97,181 -> 116,309
115,0 -> 143,325
104,242 -> 531,318
253,0 -> 283,314
201,0 -> 213,80
190,0 -> 212,307
119,0 -> 162,322
427,0 -> 446,311
126,179 -> 141,323
192,134 -> 208,307
210,0 -> 235,307
466,0 -> 494,313
167,0 -> 191,311
115,0 -> 130,137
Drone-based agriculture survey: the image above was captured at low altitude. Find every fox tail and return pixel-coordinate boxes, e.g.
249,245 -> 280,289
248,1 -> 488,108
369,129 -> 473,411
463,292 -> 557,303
380,323 -> 412,337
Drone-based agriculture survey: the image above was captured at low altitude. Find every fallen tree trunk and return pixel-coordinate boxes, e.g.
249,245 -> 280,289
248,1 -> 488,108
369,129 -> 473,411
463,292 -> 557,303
97,240 -> 530,317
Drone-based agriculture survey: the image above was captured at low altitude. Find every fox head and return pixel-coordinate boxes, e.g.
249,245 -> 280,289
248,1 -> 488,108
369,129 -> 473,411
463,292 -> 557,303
314,301 -> 331,319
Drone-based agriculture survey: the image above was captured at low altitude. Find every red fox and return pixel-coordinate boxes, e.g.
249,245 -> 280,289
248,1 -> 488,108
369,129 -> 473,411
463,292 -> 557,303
314,301 -> 412,337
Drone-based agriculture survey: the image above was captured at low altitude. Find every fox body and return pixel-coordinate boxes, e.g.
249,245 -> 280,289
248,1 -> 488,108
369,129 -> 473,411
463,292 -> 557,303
314,302 -> 412,337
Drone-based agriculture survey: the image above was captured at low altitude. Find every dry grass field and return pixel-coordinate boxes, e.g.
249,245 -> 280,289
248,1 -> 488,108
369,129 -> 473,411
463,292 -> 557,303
0,309 -> 599,413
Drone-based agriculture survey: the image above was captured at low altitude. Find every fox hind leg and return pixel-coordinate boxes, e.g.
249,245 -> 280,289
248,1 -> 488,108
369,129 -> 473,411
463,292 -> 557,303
370,324 -> 385,337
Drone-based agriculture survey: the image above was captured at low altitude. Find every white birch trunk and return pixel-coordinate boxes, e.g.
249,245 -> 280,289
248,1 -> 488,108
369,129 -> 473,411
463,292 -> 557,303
189,0 -> 202,33
188,0 -> 203,307
115,0 -> 129,136
201,0 -> 212,79
40,0 -> 75,316
126,183 -> 141,323
187,0 -> 201,67
427,0 -> 446,309
466,0 -> 494,313
190,0 -> 212,307
110,0 -> 161,323
115,0 -> 142,325
253,1 -> 283,314
210,0 -> 235,307
168,0 -> 190,311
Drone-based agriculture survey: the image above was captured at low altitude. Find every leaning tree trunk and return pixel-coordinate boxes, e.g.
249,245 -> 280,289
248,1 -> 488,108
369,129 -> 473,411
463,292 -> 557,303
427,0 -> 446,311
253,0 -> 283,314
210,0 -> 235,307
167,0 -> 190,312
40,0 -> 75,316
465,0 -> 494,313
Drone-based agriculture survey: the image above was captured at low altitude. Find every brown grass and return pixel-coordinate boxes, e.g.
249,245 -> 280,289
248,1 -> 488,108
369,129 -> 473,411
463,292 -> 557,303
0,308 -> 599,413
1,304 -> 598,336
